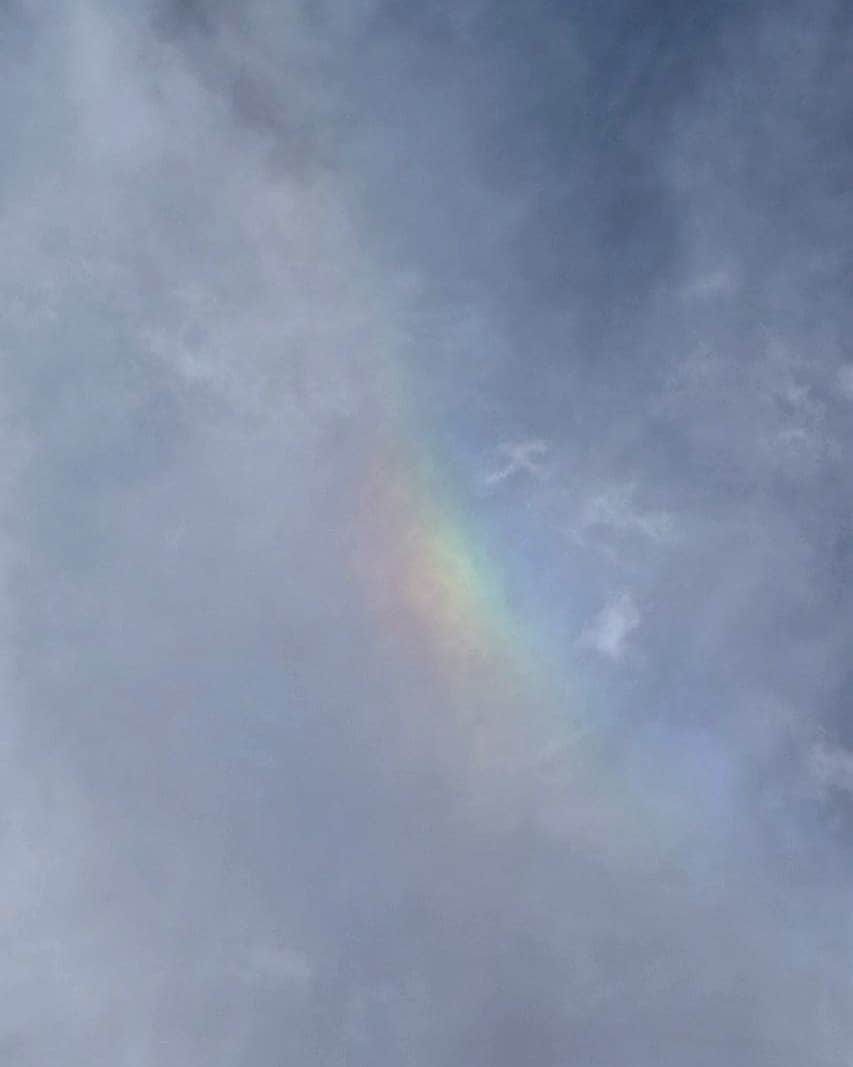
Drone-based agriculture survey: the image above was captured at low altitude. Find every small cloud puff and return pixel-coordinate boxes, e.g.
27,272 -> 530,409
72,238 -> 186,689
579,591 -> 641,661
807,737 -> 853,796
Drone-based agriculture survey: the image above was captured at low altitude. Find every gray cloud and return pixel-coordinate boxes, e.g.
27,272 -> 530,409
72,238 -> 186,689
2,0 -> 852,1063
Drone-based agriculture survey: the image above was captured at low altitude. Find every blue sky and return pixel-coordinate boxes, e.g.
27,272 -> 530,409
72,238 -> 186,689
2,1 -> 852,1063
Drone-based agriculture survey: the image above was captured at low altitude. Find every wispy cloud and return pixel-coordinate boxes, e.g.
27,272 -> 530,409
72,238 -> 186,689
482,438 -> 549,488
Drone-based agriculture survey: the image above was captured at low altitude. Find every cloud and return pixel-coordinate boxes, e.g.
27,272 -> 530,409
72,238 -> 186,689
579,590 -> 641,661
2,0 -> 853,1063
482,438 -> 548,488
574,482 -> 675,548
808,737 -> 853,796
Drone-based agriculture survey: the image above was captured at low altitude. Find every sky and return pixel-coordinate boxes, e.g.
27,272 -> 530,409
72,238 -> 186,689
2,0 -> 853,1063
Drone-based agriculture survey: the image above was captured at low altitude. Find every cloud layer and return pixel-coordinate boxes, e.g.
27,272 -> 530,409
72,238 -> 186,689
2,1 -> 852,1063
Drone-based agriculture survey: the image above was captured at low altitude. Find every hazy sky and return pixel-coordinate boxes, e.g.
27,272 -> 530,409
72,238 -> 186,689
2,1 -> 853,1063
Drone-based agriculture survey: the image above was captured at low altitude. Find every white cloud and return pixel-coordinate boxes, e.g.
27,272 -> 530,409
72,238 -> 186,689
577,482 -> 674,544
579,591 -> 641,661
808,737 -> 853,796
482,438 -> 549,488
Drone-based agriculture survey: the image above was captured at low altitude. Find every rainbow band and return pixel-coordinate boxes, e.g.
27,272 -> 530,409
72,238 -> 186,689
349,422 -> 580,779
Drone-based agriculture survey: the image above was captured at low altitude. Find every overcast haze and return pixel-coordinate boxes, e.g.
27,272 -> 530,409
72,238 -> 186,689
2,0 -> 853,1063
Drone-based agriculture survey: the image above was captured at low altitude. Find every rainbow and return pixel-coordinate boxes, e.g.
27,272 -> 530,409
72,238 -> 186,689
348,398 -> 582,777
